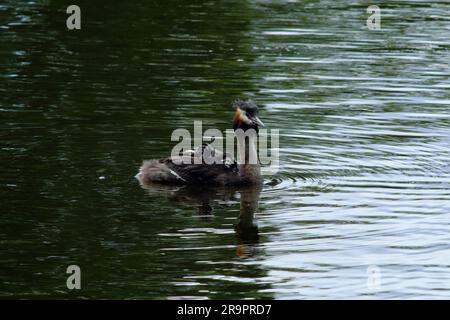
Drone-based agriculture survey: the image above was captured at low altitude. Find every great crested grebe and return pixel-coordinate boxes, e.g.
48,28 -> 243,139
136,100 -> 265,186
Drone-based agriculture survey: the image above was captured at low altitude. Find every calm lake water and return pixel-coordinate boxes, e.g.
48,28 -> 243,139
1,0 -> 450,299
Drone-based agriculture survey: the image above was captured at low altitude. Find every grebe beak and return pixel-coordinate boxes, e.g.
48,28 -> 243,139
251,116 -> 265,127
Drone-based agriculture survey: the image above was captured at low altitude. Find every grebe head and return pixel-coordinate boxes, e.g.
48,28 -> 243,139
232,100 -> 265,132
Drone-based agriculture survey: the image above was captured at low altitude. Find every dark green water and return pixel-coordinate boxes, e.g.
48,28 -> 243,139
1,0 -> 450,299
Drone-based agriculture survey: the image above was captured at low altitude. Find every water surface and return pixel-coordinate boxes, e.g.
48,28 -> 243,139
1,0 -> 450,299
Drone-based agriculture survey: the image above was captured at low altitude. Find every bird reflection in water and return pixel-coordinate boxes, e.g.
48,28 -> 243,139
138,182 -> 261,258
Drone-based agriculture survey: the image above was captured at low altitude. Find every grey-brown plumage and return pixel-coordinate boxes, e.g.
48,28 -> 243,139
136,100 -> 264,186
